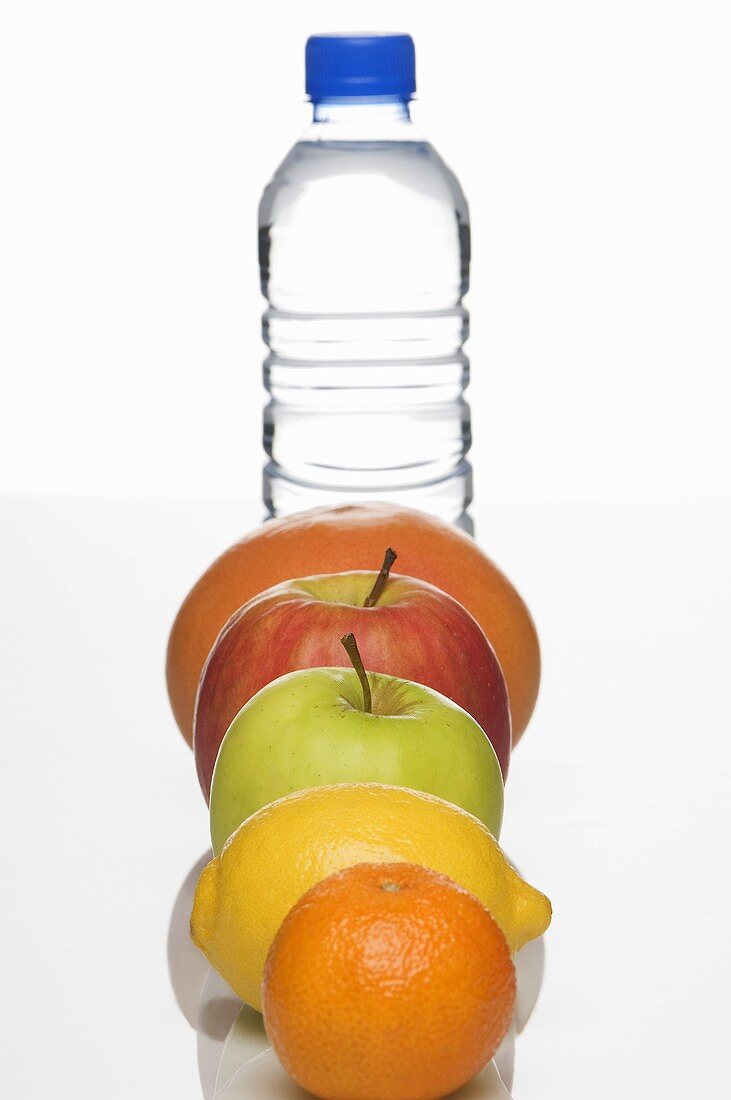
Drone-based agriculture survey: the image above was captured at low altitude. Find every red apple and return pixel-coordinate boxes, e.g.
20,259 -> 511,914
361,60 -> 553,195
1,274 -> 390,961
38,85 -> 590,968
194,551 -> 511,800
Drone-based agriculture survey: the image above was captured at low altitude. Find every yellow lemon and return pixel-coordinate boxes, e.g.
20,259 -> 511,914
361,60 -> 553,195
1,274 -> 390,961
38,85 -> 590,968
190,783 -> 551,1012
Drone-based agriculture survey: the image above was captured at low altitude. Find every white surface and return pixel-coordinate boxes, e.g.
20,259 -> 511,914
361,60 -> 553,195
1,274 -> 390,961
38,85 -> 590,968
1,494 -> 730,1097
1,1 -> 730,503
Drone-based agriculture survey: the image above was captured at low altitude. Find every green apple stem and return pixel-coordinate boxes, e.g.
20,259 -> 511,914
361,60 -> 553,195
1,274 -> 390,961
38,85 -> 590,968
340,632 -> 372,714
364,547 -> 398,608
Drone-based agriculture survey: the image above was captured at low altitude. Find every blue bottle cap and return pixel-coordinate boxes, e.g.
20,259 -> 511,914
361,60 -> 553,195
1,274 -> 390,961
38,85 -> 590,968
305,33 -> 416,102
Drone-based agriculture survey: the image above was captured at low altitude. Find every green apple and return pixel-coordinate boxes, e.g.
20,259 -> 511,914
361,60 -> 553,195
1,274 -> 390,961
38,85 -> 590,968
209,633 -> 504,854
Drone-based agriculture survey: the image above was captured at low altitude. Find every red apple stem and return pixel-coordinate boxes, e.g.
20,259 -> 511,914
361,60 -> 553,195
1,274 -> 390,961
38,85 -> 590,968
340,632 -> 372,714
364,547 -> 398,608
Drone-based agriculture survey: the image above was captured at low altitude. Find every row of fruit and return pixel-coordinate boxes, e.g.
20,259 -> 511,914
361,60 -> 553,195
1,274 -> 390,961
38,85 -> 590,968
166,502 -> 552,1100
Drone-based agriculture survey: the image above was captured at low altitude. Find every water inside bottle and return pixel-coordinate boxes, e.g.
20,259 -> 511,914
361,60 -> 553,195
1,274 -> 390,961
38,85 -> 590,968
261,138 -> 473,530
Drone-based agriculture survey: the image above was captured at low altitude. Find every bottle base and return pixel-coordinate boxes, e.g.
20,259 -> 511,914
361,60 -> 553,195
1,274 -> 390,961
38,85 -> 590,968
263,462 -> 474,535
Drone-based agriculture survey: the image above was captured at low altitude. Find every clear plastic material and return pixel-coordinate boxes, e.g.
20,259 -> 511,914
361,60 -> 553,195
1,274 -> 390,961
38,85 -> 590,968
259,100 -> 472,527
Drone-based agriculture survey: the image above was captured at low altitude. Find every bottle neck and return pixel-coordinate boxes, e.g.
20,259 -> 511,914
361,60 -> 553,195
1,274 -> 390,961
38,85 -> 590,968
306,98 -> 416,141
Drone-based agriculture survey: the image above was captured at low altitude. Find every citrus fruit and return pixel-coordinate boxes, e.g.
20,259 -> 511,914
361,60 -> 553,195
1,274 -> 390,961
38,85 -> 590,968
190,783 -> 551,1011
167,502 -> 540,746
263,862 -> 516,1100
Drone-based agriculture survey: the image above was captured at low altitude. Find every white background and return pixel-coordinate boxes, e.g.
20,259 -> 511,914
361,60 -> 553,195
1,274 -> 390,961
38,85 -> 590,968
1,0 -> 730,502
1,4 -> 731,1100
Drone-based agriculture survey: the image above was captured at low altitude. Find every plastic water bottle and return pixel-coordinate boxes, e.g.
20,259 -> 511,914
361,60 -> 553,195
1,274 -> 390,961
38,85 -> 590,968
260,33 -> 472,527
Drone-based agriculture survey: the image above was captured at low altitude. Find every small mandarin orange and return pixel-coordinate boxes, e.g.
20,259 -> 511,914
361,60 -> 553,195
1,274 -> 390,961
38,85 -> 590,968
262,861 -> 516,1100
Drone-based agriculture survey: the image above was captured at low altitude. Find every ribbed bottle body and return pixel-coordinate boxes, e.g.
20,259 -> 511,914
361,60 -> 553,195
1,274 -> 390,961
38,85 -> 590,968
260,128 -> 472,525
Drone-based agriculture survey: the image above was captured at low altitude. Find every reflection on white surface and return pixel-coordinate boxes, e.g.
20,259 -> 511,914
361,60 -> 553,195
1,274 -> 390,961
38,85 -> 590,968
493,1021 -> 515,1094
168,855 -> 545,1100
514,935 -> 546,1034
197,969 -> 244,1099
167,851 -> 213,1027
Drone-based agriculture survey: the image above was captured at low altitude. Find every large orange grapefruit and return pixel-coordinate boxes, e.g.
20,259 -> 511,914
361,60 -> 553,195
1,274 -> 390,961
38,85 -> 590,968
167,503 -> 540,746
